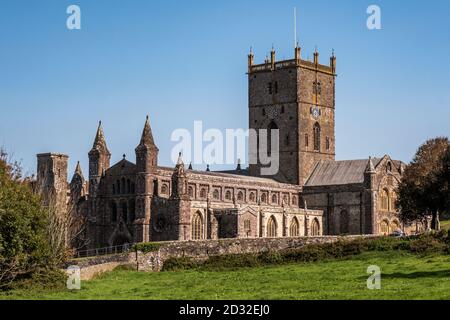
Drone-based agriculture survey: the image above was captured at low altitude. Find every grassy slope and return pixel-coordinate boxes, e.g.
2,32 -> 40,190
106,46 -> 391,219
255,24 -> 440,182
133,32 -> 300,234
441,220 -> 450,231
2,251 -> 450,300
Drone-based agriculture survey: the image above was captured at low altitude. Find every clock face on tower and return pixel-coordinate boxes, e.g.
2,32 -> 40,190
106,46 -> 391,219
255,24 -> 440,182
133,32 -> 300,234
312,106 -> 320,119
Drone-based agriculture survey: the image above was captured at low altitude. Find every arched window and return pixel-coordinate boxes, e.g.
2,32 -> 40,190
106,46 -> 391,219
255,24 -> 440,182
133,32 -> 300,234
310,218 -> 320,236
313,122 -> 321,151
305,134 -> 309,147
112,184 -> 116,195
380,220 -> 390,235
387,162 -> 392,172
244,219 -> 251,236
188,186 -> 194,198
390,192 -> 398,212
131,182 -> 135,194
271,194 -> 278,205
225,190 -> 232,201
161,184 -> 169,195
121,178 -> 126,194
200,188 -> 207,199
111,202 -> 117,223
261,193 -> 267,204
129,200 -> 136,222
249,192 -> 256,202
292,195 -> 298,206
237,191 -> 244,202
290,218 -> 300,237
213,189 -> 220,200
192,212 -> 203,240
380,189 -> 389,211
326,137 -> 330,150
267,121 -> 278,156
267,216 -> 277,238
127,179 -> 131,193
121,202 -> 128,223
340,210 -> 350,235
116,180 -> 121,194
283,194 -> 289,205
391,220 -> 400,233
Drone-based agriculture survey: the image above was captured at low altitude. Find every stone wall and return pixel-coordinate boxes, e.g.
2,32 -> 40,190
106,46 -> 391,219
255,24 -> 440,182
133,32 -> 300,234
132,235 -> 375,272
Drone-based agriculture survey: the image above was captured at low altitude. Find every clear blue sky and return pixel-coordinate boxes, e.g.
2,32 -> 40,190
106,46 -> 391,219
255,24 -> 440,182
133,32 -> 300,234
1,0 -> 449,177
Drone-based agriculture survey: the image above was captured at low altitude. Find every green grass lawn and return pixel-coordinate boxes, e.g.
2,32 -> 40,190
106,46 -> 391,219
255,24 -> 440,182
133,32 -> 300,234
1,251 -> 450,300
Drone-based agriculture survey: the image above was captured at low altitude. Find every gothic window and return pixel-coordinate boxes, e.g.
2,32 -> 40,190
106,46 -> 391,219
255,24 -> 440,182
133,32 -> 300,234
131,182 -> 135,194
313,122 -> 321,151
121,178 -> 126,194
200,187 -> 207,199
274,81 -> 278,94
305,134 -> 309,147
380,220 -> 390,235
281,105 -> 285,114
213,189 -> 220,200
111,202 -> 117,223
283,194 -> 289,205
188,186 -> 194,199
271,194 -> 278,205
116,180 -> 121,194
268,82 -> 273,95
310,218 -> 320,236
112,184 -> 116,195
225,190 -> 232,201
267,216 -> 277,238
261,193 -> 267,204
127,179 -> 131,193
290,218 -> 300,237
268,121 -> 278,156
237,191 -> 244,202
244,219 -> 251,236
129,200 -> 136,222
121,202 -> 128,222
161,184 -> 169,195
326,137 -> 330,151
387,162 -> 392,172
390,192 -> 398,212
249,192 -> 256,202
380,189 -> 389,211
391,220 -> 400,233
340,210 -> 350,235
292,195 -> 298,206
192,212 -> 203,240
313,81 -> 322,95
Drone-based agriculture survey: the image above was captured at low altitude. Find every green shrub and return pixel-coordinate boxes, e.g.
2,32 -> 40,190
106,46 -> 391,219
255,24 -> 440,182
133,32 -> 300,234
162,257 -> 199,271
133,242 -> 164,253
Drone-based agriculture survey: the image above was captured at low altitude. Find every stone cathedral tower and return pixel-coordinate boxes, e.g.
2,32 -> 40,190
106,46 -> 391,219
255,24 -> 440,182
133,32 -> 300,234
248,46 -> 337,186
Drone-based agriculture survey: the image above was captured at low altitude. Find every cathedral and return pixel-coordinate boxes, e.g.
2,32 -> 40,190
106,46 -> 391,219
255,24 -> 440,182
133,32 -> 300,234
36,46 -> 426,249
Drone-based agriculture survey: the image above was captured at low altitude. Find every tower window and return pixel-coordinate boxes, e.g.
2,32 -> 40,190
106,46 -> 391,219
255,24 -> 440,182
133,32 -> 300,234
285,134 -> 290,146
268,82 -> 273,94
305,134 -> 309,147
313,122 -> 321,151
326,137 -> 330,150
313,81 -> 322,95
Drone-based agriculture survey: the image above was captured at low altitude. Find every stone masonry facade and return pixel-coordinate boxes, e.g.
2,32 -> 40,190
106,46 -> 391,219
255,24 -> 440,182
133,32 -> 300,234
37,45 -> 428,250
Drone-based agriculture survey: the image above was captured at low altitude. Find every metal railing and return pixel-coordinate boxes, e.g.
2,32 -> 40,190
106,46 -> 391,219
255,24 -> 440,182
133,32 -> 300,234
75,243 -> 135,258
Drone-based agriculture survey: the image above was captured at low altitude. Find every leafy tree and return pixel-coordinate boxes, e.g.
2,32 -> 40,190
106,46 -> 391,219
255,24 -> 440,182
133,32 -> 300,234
397,137 -> 450,230
0,149 -> 53,288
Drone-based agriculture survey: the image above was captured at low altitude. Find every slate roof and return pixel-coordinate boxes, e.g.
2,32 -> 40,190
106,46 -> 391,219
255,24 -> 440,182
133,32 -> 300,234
305,158 -> 382,187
